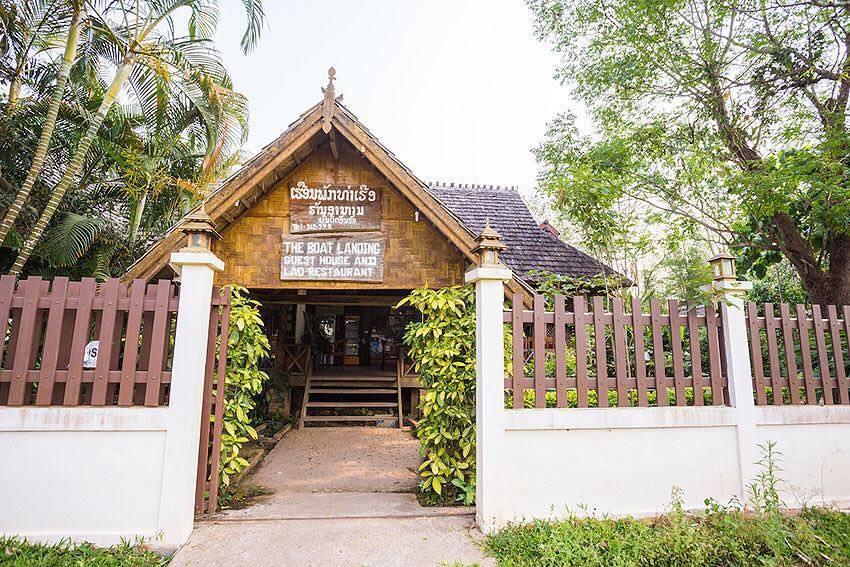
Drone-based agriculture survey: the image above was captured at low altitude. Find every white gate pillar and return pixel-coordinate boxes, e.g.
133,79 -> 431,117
708,253 -> 757,499
158,208 -> 224,547
465,221 -> 512,534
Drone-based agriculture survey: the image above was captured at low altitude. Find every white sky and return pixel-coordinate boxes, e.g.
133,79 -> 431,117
214,0 -> 583,193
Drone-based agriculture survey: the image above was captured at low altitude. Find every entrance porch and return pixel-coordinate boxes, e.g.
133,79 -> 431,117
252,289 -> 422,428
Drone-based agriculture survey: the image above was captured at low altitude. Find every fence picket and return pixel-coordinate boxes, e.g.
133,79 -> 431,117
574,296 -> 589,408
612,298 -> 628,406
779,304 -> 802,405
632,297 -> 648,407
554,295 -> 568,407
796,305 -> 817,404
843,306 -> 850,405
812,305 -> 834,405
118,280 -> 146,406
35,278 -> 68,405
533,294 -> 546,408
511,293 -> 524,409
827,306 -> 849,405
64,278 -> 95,405
747,302 -> 767,405
687,304 -> 704,406
144,281 -> 172,407
91,279 -> 120,405
593,296 -> 608,407
764,304 -> 784,406
668,300 -> 686,406
650,299 -> 667,406
9,277 -> 42,406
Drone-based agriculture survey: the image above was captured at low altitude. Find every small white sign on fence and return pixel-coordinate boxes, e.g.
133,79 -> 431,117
83,340 -> 99,369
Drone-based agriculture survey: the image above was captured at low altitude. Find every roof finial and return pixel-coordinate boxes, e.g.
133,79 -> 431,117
322,67 -> 337,134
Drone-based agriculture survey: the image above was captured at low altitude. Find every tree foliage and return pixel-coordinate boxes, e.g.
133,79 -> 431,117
529,0 -> 850,305
0,0 -> 264,277
399,286 -> 476,505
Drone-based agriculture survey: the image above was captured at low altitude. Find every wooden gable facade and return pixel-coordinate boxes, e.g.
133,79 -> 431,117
213,138 -> 465,290
126,94 -> 532,301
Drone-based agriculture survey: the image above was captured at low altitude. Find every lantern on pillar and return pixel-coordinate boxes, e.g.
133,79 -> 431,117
472,219 -> 507,267
179,205 -> 219,252
709,252 -> 737,283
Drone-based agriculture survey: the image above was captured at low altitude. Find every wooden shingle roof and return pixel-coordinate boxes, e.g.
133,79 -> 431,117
428,182 -> 616,283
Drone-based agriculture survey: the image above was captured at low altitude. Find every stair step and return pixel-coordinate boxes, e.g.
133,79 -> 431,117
309,388 -> 397,394
311,381 -> 399,388
303,415 -> 396,422
307,401 -> 398,408
312,375 -> 396,382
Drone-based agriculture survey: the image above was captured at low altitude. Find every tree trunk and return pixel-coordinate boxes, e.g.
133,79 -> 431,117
9,56 -> 135,275
0,8 -> 83,246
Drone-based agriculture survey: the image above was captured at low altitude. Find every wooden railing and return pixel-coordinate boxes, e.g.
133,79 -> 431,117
747,302 -> 850,405
279,343 -> 312,375
504,293 -> 727,408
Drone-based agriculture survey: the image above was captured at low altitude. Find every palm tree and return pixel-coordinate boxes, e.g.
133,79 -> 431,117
7,0 -> 264,274
0,0 -> 82,247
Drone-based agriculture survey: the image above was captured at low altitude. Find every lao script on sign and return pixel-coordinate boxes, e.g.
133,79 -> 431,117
281,233 -> 385,282
289,181 -> 382,233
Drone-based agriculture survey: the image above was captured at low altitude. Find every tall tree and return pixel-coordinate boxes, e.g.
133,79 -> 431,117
0,1 -> 82,247
529,0 -> 850,304
6,0 -> 264,274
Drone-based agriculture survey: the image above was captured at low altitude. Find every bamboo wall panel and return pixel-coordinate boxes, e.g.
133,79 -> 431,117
213,141 -> 466,289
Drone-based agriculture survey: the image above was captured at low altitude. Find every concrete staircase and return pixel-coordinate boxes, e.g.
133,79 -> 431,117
299,370 -> 403,427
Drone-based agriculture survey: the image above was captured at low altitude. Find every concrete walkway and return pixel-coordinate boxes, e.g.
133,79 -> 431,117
171,427 -> 494,566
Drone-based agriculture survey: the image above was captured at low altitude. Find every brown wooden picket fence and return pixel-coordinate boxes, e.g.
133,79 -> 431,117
504,293 -> 727,408
746,302 -> 850,406
0,276 -> 184,406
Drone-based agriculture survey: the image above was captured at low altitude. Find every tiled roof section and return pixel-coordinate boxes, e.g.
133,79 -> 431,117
427,183 -> 615,282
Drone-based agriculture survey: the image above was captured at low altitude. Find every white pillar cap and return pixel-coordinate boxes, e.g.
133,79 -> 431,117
465,264 -> 513,283
169,250 -> 224,277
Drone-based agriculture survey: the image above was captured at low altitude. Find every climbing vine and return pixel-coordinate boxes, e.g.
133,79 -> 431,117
398,285 -> 476,504
220,285 -> 270,488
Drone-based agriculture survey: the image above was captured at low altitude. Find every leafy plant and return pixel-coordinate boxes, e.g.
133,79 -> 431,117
398,285 -> 476,505
219,285 -> 270,489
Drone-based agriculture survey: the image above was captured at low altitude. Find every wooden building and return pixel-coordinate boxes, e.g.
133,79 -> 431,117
125,71 -> 614,426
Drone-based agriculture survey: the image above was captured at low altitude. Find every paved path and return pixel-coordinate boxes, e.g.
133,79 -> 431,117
248,427 -> 421,493
171,428 -> 494,566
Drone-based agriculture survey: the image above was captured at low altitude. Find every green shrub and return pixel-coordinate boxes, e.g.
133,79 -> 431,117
219,285 -> 270,489
399,285 -> 476,505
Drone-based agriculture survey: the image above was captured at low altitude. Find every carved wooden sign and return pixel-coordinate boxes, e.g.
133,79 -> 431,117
289,181 -> 382,233
281,233 -> 385,282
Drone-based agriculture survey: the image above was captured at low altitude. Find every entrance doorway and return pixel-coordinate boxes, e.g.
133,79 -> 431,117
251,290 -> 421,428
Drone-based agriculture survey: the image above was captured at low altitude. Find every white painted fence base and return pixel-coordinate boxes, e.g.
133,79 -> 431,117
471,265 -> 850,533
0,250 -> 222,551
503,406 -> 850,523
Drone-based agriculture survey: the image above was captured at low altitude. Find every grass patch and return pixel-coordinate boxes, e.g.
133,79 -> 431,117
485,506 -> 850,566
0,537 -> 167,566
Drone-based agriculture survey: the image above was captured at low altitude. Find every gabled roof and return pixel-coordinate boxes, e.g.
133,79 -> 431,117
123,96 -> 534,297
428,183 -> 616,283
125,89 -> 615,296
